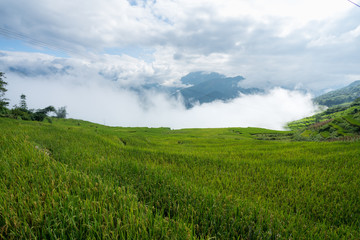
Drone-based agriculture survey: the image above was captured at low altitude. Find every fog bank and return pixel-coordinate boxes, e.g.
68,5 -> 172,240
6,73 -> 318,130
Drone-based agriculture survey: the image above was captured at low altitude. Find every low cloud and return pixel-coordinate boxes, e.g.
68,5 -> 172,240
2,51 -> 319,130
6,70 -> 318,130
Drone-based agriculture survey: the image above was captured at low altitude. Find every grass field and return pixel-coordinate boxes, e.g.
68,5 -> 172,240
1,117 -> 360,239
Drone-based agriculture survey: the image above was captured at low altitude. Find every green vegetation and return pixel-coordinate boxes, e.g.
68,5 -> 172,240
1,71 -> 359,238
0,72 -> 67,121
314,80 -> 360,107
0,72 -> 9,112
287,97 -> 360,141
1,117 -> 360,239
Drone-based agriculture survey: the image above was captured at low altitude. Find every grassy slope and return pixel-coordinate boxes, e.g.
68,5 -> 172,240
287,99 -> 360,141
1,117 -> 360,239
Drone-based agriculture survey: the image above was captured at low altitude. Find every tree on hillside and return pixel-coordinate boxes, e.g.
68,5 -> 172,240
20,94 -> 27,110
0,72 -> 67,121
11,94 -> 33,120
55,106 -> 67,118
351,97 -> 360,107
33,106 -> 56,121
0,72 -> 9,110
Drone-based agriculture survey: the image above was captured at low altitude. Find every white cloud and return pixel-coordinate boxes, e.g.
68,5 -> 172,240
1,0 -> 360,104
0,0 -> 354,55
0,50 -> 164,87
4,58 -> 318,130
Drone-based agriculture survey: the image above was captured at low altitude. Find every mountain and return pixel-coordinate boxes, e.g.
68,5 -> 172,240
177,72 -> 263,108
314,80 -> 360,107
180,71 -> 226,85
125,71 -> 263,109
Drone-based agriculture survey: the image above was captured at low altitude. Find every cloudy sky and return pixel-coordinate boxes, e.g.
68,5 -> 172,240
0,0 -> 359,129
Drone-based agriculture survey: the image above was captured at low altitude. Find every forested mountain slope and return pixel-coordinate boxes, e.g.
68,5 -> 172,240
314,80 -> 360,107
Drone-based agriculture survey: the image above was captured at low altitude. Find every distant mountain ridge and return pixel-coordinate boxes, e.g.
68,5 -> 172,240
314,80 -> 360,107
178,72 -> 263,108
129,71 -> 263,108
180,72 -> 226,86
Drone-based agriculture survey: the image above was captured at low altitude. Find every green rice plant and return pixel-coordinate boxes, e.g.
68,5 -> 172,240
1,117 -> 360,239
0,130 -> 193,239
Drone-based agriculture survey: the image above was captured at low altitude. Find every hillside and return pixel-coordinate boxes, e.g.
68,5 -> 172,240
288,97 -> 360,140
314,80 -> 360,107
1,117 -> 360,239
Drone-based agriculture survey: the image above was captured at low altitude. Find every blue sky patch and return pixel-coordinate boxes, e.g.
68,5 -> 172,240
0,37 -> 69,58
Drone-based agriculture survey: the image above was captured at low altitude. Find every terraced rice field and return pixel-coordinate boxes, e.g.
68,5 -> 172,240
1,117 -> 360,239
